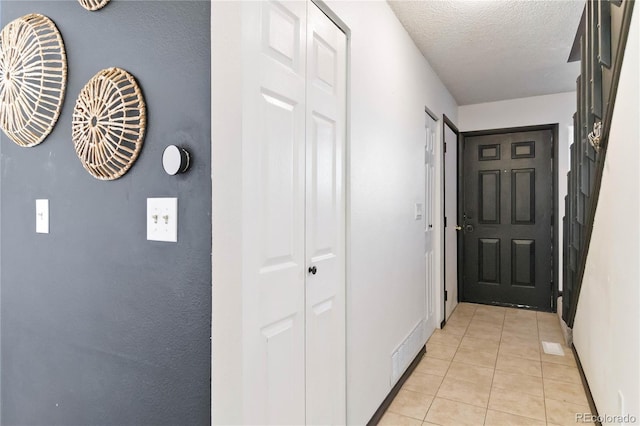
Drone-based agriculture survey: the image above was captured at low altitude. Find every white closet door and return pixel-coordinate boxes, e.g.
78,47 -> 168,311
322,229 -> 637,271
425,114 -> 438,336
242,1 -> 307,424
242,1 -> 346,424
305,3 -> 347,425
306,3 -> 347,425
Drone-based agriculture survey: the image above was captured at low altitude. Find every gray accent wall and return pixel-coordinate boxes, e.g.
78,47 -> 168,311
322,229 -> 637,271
0,1 -> 211,424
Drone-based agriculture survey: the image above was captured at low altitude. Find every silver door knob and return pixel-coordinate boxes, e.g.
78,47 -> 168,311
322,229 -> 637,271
455,225 -> 463,231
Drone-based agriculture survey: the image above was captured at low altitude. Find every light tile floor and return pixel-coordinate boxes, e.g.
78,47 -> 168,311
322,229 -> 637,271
379,303 -> 593,426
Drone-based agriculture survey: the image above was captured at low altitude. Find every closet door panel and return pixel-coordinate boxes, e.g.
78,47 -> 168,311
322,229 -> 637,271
242,1 -> 307,424
305,4 -> 347,425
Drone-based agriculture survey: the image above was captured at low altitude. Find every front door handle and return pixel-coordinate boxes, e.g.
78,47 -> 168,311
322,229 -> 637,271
308,266 -> 317,275
455,225 -> 463,231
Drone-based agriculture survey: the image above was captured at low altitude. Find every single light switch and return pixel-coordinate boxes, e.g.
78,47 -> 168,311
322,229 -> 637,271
36,199 -> 49,234
147,198 -> 178,242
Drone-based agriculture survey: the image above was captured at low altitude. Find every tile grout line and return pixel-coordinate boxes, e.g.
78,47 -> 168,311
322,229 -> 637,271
390,304 -> 590,426
421,305 -> 459,424
495,310 -> 551,424
482,309 -> 505,426
425,306 -> 590,426
415,349 -> 443,424
432,395 -> 488,410
424,304 -> 477,424
538,312 -> 550,425
461,307 -> 498,421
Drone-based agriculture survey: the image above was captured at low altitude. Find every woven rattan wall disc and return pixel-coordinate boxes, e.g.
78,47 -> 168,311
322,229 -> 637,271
0,14 -> 67,147
72,67 -> 146,180
78,0 -> 111,11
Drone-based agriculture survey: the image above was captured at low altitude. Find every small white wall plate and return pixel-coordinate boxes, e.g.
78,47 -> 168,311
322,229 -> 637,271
147,197 -> 178,242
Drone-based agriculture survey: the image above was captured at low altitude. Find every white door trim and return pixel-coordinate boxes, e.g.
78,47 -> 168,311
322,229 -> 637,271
442,117 -> 460,322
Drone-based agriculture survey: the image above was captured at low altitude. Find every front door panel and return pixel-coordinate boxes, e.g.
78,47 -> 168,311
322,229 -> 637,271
462,130 -> 553,310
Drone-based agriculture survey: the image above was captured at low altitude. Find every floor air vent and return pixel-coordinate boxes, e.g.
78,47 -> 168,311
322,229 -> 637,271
541,341 -> 565,356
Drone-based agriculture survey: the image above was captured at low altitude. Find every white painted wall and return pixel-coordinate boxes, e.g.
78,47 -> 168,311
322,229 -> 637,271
211,2 -> 243,424
321,2 -> 458,423
573,8 -> 639,422
211,1 -> 457,424
458,92 -> 576,291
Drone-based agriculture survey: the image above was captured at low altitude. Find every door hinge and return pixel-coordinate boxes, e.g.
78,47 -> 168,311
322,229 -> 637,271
444,142 -> 447,153
444,290 -> 448,301
444,216 -> 447,227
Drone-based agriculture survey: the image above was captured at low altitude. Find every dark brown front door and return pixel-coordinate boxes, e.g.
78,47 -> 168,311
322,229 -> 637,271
461,129 -> 553,310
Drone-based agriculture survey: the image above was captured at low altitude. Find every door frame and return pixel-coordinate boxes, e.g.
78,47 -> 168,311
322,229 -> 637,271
457,124 -> 559,312
441,114 -> 459,326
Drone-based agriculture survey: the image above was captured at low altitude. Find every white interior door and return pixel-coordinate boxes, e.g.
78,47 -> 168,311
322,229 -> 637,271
444,125 -> 458,319
242,1 -> 307,424
305,4 -> 346,425
425,114 -> 438,336
243,1 -> 346,424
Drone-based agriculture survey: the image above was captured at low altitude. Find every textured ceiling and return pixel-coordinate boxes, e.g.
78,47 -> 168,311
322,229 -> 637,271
387,0 -> 585,105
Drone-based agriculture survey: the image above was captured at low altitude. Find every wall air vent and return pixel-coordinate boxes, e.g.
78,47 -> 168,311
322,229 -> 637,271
390,320 -> 425,386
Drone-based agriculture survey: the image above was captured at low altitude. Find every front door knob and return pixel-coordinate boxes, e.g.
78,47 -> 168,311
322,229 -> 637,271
308,266 -> 317,275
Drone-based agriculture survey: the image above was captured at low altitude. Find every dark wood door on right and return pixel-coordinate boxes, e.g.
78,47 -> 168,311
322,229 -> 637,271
462,130 -> 553,311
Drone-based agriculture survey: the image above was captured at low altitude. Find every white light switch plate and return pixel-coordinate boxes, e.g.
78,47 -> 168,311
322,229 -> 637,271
414,203 -> 424,220
36,199 -> 49,234
147,198 -> 178,242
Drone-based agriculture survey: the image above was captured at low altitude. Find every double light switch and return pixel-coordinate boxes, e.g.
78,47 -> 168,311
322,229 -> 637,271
147,198 -> 178,242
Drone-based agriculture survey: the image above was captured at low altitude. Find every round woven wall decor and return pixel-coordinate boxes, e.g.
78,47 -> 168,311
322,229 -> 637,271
72,67 -> 146,180
0,14 -> 67,147
78,0 -> 111,11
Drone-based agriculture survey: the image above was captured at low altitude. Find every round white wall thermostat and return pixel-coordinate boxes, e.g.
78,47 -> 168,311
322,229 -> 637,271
162,145 -> 190,175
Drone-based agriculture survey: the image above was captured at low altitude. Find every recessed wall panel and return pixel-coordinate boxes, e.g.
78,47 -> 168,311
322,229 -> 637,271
512,240 -> 535,287
512,168 -> 535,224
511,141 -> 535,159
312,33 -> 336,92
309,112 -> 337,261
260,91 -> 298,269
263,0 -> 300,71
479,238 -> 500,284
479,170 -> 500,224
260,316 -> 300,424
479,144 -> 500,161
